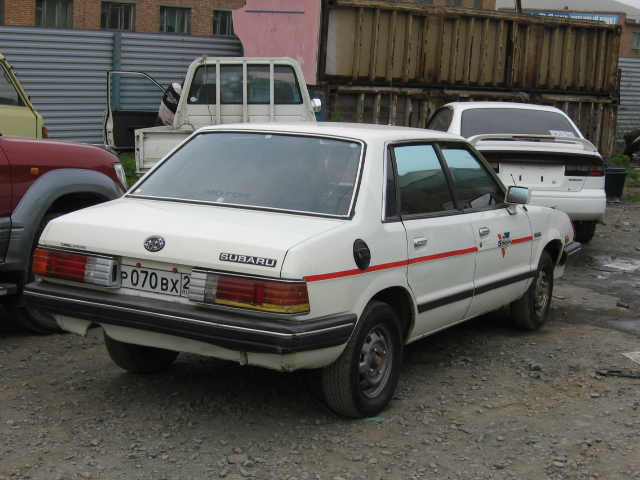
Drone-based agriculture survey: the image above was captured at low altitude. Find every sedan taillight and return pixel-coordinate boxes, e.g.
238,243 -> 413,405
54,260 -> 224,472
189,269 -> 309,314
33,248 -> 120,287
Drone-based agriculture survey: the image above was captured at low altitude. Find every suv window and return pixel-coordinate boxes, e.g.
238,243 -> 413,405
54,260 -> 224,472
460,108 -> 579,138
131,132 -> 362,217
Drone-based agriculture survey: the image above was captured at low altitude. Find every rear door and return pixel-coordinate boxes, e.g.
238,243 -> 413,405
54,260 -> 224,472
390,143 -> 476,339
104,71 -> 165,151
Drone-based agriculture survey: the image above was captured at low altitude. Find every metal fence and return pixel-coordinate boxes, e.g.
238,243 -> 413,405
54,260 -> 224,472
0,26 -> 242,143
618,57 -> 640,138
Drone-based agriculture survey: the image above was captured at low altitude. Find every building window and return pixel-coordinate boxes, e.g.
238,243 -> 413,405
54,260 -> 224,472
36,0 -> 73,28
446,0 -> 461,6
213,11 -> 234,36
474,0 -> 483,8
101,2 -> 134,31
418,0 -> 434,4
160,7 -> 190,34
633,32 -> 640,50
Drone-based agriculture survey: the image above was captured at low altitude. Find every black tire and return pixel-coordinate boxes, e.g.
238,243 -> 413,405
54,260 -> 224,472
6,214 -> 63,334
321,301 -> 403,418
574,221 -> 596,243
104,332 -> 179,374
510,251 -> 554,331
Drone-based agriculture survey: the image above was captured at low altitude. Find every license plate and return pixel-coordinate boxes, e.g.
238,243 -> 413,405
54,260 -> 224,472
121,265 -> 190,297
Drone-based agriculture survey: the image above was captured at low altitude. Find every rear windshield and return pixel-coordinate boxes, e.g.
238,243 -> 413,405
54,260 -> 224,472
130,132 -> 363,217
461,108 -> 580,138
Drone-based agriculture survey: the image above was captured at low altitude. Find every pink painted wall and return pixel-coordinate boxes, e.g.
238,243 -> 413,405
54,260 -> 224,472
232,0 -> 322,84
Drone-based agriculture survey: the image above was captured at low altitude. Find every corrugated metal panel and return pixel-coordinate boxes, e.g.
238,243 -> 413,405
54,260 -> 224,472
324,85 -> 619,157
0,26 -> 241,143
320,0 -> 621,95
618,57 -> 640,137
0,27 -> 114,143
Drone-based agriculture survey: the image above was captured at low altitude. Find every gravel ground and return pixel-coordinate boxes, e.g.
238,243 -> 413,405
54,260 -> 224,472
1,201 -> 639,480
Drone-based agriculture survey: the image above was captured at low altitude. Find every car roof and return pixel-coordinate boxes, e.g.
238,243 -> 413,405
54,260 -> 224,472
441,102 -> 567,114
195,122 -> 467,143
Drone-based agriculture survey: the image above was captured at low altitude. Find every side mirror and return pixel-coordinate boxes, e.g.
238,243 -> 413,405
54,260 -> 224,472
506,185 -> 530,204
311,98 -> 322,113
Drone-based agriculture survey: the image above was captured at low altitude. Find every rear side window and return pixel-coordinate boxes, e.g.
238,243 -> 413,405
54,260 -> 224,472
393,144 -> 456,215
440,146 -> 503,209
460,108 -> 580,138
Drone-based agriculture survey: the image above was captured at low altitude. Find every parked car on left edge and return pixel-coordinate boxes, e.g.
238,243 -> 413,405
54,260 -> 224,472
24,122 -> 579,418
1,135 -> 127,333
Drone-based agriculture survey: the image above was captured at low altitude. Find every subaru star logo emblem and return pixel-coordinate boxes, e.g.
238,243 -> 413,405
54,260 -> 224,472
144,236 -> 165,252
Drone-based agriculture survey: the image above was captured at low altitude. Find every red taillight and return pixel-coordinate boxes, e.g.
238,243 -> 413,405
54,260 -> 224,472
32,248 -> 120,286
189,270 -> 310,314
33,248 -> 89,282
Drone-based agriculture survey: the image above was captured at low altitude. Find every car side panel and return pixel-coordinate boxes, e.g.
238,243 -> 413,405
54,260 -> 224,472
466,206 -> 534,318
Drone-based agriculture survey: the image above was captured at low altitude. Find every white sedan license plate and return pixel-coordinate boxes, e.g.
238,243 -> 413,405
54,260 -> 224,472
121,265 -> 190,297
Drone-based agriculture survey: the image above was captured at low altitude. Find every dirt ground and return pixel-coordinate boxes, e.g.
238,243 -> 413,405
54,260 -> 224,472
0,198 -> 638,480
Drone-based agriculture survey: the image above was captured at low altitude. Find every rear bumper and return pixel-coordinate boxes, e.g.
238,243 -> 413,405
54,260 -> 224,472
24,280 -> 356,355
530,190 -> 606,222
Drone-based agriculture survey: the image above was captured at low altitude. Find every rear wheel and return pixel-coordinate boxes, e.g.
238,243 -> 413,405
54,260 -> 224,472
510,251 -> 554,331
574,221 -> 596,243
7,214 -> 63,334
104,333 -> 179,374
321,301 -> 403,418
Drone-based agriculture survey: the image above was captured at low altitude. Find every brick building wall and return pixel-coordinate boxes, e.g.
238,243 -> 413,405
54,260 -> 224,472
2,0 -> 245,35
620,19 -> 640,58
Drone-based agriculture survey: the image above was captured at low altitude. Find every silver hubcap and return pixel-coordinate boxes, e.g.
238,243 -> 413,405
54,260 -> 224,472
358,325 -> 392,398
534,268 -> 550,317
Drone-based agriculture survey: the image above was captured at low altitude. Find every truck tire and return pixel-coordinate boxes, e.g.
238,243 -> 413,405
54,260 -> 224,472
104,333 -> 179,374
6,214 -> 64,334
321,301 -> 403,418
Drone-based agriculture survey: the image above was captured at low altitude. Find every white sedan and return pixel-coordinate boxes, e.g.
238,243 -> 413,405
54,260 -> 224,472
24,123 -> 580,418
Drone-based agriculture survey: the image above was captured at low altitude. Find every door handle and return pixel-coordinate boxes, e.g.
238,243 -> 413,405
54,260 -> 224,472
414,237 -> 427,247
479,227 -> 490,236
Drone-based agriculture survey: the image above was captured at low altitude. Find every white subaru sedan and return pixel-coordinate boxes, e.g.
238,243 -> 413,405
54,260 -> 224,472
24,123 -> 579,418
427,102 -> 607,242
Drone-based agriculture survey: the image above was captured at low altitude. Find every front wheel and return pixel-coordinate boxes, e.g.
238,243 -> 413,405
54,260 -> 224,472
321,301 -> 403,418
510,251 -> 554,331
104,333 -> 178,374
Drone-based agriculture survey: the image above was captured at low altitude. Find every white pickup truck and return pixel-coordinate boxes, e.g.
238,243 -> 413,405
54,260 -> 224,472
104,56 -> 321,175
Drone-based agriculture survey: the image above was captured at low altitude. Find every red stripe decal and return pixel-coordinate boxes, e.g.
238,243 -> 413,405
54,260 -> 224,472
512,236 -> 533,244
304,247 -> 477,283
408,247 -> 478,265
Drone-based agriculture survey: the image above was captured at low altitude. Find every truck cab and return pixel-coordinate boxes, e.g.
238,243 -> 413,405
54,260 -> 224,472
104,56 -> 321,175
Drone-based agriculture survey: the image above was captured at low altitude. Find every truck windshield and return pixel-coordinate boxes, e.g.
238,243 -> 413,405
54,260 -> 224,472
130,132 -> 363,217
460,108 -> 580,138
